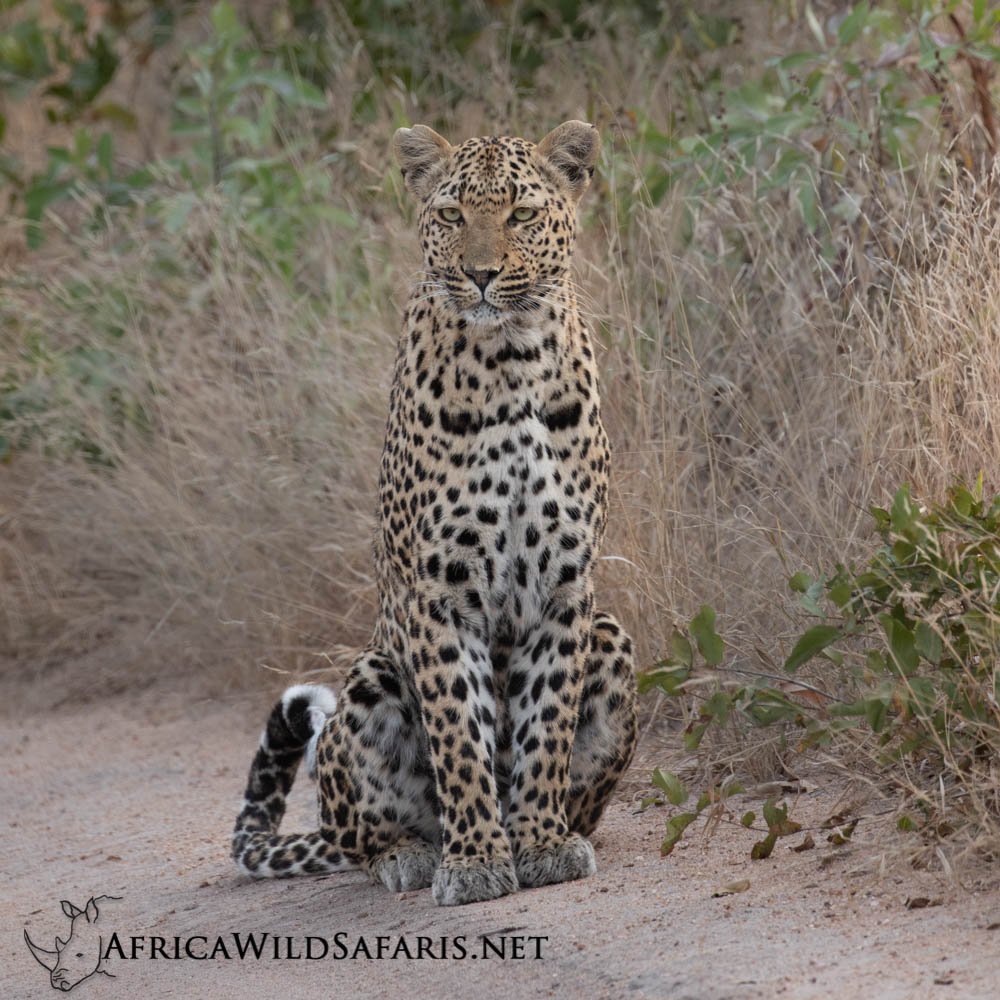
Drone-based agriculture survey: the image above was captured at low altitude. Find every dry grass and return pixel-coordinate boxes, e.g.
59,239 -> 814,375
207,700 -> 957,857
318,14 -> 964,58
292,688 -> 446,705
0,201 -> 398,697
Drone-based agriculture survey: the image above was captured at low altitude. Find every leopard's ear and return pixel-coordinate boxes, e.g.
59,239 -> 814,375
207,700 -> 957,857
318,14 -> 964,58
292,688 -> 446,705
393,125 -> 453,200
536,121 -> 600,201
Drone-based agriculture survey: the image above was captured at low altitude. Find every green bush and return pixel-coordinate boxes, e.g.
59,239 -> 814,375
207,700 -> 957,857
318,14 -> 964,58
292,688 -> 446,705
641,480 -> 1000,851
788,481 -> 1000,765
616,1 -> 1000,238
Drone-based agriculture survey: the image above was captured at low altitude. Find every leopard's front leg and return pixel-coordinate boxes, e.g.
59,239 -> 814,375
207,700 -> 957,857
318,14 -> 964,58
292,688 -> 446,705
505,586 -> 597,888
411,593 -> 519,906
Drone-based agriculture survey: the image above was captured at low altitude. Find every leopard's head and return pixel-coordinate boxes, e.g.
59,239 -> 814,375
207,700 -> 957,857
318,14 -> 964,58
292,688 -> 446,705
393,121 -> 599,331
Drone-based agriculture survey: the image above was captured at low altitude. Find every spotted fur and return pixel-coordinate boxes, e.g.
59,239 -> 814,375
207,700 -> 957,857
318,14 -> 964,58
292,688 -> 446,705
232,121 -> 638,906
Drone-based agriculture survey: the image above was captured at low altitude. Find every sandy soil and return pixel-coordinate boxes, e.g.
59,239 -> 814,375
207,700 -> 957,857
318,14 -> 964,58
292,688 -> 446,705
3,682 -> 999,1000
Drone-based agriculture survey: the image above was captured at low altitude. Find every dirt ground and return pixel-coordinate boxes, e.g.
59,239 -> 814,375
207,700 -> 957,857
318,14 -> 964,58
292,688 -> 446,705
3,677 -> 999,1000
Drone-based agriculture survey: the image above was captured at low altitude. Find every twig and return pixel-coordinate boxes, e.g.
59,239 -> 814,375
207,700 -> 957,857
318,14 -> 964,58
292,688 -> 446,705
710,664 -> 844,704
949,14 -> 998,160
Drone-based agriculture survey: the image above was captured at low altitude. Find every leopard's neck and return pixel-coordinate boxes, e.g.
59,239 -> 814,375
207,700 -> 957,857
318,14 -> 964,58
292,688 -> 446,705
398,282 -> 592,412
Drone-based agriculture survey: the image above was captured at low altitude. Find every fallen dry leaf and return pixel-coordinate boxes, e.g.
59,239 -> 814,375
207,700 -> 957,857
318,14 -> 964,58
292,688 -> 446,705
751,831 -> 777,860
826,820 -> 859,846
905,897 -> 942,910
791,833 -> 816,853
712,880 -> 750,897
820,809 -> 851,830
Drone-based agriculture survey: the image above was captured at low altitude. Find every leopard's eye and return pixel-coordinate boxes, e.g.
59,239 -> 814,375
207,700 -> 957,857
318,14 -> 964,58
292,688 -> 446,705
438,206 -> 463,223
511,206 -> 538,223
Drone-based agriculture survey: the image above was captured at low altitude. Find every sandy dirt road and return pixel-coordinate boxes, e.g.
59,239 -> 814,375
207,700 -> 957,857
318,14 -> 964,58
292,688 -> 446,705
3,682 -> 999,1000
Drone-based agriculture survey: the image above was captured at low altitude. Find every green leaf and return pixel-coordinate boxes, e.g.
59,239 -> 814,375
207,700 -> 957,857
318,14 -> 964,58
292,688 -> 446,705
914,622 -> 943,664
96,132 -> 113,177
702,690 -> 733,724
637,667 -> 672,696
691,605 -> 724,665
821,648 -> 844,667
91,102 -> 138,130
906,676 -> 938,716
950,484 -> 974,518
745,689 -> 800,726
784,625 -> 842,672
693,782 -> 741,813
865,696 -> 888,733
670,629 -> 693,668
891,539 -> 915,562
804,3 -> 826,47
799,579 -> 825,616
829,698 -> 870,718
788,571 -> 813,593
23,178 -> 75,248
58,2 -> 88,32
683,721 -> 708,750
761,798 -> 802,836
880,615 -> 919,674
837,4 -> 869,46
210,0 -> 245,42
869,505 -> 890,532
865,648 -> 888,674
770,148 -> 808,186
827,581 -> 853,609
661,812 -> 698,856
797,180 -> 819,231
762,798 -> 785,828
652,768 -> 688,806
2,19 -> 53,81
890,485 -> 918,537
774,52 -> 821,71
741,810 -> 756,828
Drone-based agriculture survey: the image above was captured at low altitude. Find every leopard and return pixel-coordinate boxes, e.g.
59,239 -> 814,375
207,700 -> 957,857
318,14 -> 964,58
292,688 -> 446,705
231,120 -> 638,907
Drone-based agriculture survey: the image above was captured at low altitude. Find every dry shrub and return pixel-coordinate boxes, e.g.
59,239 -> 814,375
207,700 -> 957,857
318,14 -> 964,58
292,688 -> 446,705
0,199 -> 402,700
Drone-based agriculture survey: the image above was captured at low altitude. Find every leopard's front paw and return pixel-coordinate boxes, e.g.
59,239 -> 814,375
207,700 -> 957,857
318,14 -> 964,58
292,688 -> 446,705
514,833 -> 596,889
431,857 -> 518,906
371,840 -> 440,892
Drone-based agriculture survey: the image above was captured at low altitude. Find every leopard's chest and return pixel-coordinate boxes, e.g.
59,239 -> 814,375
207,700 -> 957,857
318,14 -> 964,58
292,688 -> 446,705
467,410 -> 563,628
406,396 -> 597,636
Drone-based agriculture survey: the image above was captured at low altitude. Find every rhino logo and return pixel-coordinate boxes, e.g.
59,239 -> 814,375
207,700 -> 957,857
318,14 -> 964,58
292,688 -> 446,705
24,896 -> 121,992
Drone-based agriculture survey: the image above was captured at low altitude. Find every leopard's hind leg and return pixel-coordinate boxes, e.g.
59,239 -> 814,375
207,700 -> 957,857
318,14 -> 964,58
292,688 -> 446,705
566,611 -> 638,837
321,649 -> 441,892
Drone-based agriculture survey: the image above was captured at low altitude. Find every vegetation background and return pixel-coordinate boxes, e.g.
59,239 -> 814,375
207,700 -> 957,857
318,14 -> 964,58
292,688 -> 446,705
2,0 -> 999,868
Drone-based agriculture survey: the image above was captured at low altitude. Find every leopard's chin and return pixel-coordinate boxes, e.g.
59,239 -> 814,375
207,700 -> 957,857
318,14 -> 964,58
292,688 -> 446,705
459,300 -> 509,332
459,297 -> 546,333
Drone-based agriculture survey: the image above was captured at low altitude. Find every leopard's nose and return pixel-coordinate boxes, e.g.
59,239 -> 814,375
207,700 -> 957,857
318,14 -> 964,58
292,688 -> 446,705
462,267 -> 501,292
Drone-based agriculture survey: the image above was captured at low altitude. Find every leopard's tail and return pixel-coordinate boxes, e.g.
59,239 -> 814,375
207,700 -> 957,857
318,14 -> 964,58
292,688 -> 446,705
232,684 -> 357,878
